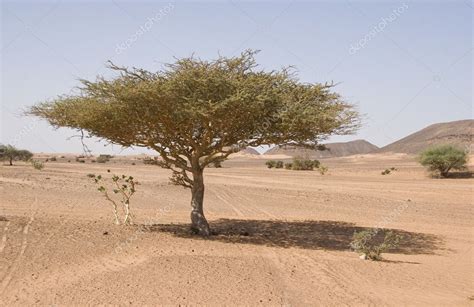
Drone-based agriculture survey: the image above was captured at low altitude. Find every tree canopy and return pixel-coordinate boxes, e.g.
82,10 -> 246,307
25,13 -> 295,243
0,144 -> 33,165
419,145 -> 468,177
29,51 -> 360,235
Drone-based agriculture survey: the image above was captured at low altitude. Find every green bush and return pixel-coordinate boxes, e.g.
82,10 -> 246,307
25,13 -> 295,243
418,145 -> 468,177
265,160 -> 277,168
275,161 -> 284,169
284,162 -> 293,169
350,230 -> 402,261
318,165 -> 328,175
290,158 -> 317,171
96,155 -> 110,163
31,160 -> 44,170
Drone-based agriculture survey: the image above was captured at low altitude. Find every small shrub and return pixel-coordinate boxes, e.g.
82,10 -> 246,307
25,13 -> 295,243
50,156 -> 57,162
419,145 -> 468,177
89,173 -> 138,225
143,157 -> 159,165
31,160 -> 44,170
381,169 -> 391,175
275,161 -> 284,169
284,162 -> 293,170
265,160 -> 277,168
291,158 -> 316,171
96,155 -> 110,163
318,165 -> 328,175
131,162 -> 136,166
350,230 -> 402,261
312,159 -> 321,168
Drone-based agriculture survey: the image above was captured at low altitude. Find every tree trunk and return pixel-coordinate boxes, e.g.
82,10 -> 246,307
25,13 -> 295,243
9,158 -> 12,166
190,168 -> 210,236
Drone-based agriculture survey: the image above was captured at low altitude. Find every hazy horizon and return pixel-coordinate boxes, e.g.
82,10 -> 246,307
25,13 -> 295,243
1,0 -> 472,155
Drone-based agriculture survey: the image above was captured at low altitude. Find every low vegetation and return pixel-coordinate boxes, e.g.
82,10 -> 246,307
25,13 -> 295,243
268,158 -> 327,174
89,170 -> 138,225
0,144 -> 33,166
350,230 -> 402,261
418,145 -> 468,178
31,160 -> 44,170
381,167 -> 397,175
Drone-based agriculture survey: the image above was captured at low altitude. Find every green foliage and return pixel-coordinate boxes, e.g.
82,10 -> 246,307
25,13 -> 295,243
265,160 -> 277,168
0,145 -> 33,165
28,51 -> 360,235
419,145 -> 468,177
266,160 -> 284,169
31,160 -> 44,170
350,230 -> 402,261
89,173 -> 138,225
382,167 -> 398,175
96,155 -> 110,163
318,165 -> 328,175
285,158 -> 321,171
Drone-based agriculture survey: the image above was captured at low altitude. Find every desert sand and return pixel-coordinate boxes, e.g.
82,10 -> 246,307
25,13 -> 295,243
0,154 -> 472,305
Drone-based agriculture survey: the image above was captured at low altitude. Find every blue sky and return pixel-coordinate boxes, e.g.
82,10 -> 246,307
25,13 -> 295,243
1,0 -> 472,154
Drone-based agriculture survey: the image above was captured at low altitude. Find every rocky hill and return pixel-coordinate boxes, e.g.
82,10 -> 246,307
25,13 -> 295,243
378,119 -> 473,154
264,140 -> 378,158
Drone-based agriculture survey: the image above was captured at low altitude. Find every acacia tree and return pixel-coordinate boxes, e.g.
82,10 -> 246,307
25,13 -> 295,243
0,144 -> 33,165
29,51 -> 359,235
419,145 -> 468,177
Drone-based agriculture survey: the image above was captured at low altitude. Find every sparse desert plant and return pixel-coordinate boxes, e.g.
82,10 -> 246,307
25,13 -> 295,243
284,162 -> 293,170
96,155 -> 110,163
31,160 -> 44,170
275,160 -> 284,169
29,51 -> 360,236
381,169 -> 391,175
350,230 -> 402,261
419,145 -> 468,178
265,160 -> 277,168
50,156 -> 57,161
89,172 -> 138,225
143,157 -> 159,165
290,158 -> 317,171
382,167 -> 398,175
0,145 -> 33,165
312,159 -> 321,169
318,165 -> 328,175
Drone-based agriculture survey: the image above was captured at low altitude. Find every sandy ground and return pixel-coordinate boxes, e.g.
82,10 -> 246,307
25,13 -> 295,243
0,154 -> 473,306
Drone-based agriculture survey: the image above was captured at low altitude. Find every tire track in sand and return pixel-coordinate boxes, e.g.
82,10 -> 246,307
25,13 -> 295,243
0,221 -> 11,253
0,213 -> 36,295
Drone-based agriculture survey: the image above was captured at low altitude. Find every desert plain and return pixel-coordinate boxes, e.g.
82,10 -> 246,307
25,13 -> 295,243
0,153 -> 473,306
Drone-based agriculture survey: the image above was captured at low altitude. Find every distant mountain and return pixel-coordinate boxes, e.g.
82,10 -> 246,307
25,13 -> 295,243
264,140 -> 378,158
378,119 -> 473,154
239,147 -> 260,155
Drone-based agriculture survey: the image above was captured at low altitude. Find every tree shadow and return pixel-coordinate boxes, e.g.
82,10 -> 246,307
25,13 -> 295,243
444,171 -> 473,179
147,219 -> 443,255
